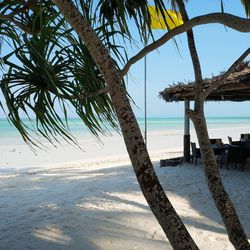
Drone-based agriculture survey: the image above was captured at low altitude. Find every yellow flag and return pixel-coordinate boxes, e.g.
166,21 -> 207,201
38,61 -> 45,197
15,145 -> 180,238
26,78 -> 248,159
148,6 -> 183,30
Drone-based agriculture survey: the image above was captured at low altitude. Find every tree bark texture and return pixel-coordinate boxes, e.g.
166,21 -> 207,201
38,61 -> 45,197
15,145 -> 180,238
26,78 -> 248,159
121,13 -> 250,77
175,0 -> 203,104
54,0 -> 199,249
177,1 -> 250,248
191,109 -> 250,250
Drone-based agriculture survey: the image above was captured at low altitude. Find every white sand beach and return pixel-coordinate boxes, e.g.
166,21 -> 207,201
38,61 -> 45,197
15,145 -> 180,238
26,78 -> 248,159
0,125 -> 250,249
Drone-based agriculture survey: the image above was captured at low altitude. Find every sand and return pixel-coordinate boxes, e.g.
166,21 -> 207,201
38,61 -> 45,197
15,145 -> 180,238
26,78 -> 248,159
0,126 -> 250,249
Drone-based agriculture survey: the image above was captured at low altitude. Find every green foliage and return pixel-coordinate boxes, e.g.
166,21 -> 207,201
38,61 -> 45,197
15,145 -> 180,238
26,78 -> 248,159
0,2 -> 122,146
0,0 -> 183,147
4,0 -> 248,147
84,0 -> 178,43
241,0 -> 250,17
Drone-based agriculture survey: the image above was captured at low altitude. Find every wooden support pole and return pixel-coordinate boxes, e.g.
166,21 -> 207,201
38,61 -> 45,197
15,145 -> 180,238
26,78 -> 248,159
184,100 -> 190,163
144,47 -> 147,147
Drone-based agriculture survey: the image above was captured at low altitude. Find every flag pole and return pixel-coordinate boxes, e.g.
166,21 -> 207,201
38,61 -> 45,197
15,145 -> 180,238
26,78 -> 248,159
144,39 -> 147,147
145,6 -> 183,148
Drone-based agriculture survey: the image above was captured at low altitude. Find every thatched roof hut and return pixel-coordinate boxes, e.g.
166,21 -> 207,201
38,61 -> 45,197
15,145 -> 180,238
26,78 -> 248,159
159,62 -> 250,102
159,62 -> 250,163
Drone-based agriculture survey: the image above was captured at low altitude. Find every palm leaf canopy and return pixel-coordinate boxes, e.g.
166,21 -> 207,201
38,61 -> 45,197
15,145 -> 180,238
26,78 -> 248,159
0,0 -> 248,146
0,0 -> 184,146
0,1 -> 125,146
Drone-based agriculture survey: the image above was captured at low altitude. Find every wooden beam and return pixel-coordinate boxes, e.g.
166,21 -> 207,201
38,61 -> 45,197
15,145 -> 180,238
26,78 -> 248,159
184,100 -> 190,163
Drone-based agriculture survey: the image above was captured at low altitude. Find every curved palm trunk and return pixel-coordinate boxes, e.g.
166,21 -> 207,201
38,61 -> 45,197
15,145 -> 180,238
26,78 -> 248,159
54,0 -> 198,249
109,76 -> 198,249
176,0 -> 250,248
191,108 -> 250,250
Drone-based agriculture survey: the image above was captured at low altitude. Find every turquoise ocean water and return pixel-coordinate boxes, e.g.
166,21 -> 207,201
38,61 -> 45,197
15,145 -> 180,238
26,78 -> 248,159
1,116 -> 250,139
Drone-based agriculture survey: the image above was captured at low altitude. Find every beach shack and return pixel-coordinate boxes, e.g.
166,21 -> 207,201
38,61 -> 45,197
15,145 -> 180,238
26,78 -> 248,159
159,62 -> 250,163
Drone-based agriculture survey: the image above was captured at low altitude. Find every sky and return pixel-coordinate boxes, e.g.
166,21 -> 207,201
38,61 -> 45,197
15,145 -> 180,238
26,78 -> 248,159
0,0 -> 249,119
126,0 -> 250,118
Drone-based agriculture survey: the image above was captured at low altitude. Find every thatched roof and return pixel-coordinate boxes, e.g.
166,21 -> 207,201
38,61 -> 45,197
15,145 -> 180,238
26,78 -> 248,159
160,62 -> 250,102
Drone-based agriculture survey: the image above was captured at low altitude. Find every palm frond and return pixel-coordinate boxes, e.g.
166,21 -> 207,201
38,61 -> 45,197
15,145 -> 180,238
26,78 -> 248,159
81,0 -> 174,44
64,34 -> 120,135
241,0 -> 250,17
1,3 -> 121,146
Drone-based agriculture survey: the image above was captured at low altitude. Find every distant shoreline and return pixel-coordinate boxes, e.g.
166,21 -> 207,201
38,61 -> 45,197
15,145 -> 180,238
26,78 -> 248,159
1,115 -> 250,120
0,118 -> 250,169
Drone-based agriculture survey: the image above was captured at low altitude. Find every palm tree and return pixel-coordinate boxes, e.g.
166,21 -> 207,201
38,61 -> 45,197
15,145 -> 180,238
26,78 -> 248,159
1,0 -> 250,249
174,1 -> 250,248
0,1 -> 198,249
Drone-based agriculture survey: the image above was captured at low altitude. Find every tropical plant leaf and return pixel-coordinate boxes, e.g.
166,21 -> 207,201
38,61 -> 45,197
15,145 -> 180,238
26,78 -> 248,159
241,0 -> 250,17
0,4 -> 121,146
0,0 -> 170,147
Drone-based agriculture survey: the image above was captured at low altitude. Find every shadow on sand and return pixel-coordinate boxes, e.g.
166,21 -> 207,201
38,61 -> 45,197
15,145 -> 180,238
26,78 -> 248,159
0,161 -> 249,249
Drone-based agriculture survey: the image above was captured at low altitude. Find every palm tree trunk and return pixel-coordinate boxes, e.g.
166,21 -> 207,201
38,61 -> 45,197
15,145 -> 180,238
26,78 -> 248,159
54,0 -> 199,249
176,0 -> 250,248
109,76 -> 199,249
191,108 -> 250,250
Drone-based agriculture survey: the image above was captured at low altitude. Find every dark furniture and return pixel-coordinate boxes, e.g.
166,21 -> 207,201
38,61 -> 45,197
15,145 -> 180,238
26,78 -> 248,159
228,136 -> 244,146
210,138 -> 224,156
160,157 -> 183,167
211,144 -> 229,161
220,145 -> 247,171
240,133 -> 250,140
209,138 -> 222,145
190,142 -> 201,165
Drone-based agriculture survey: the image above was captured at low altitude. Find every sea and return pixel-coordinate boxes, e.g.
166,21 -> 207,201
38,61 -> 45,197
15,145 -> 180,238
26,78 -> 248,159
1,116 -> 250,140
